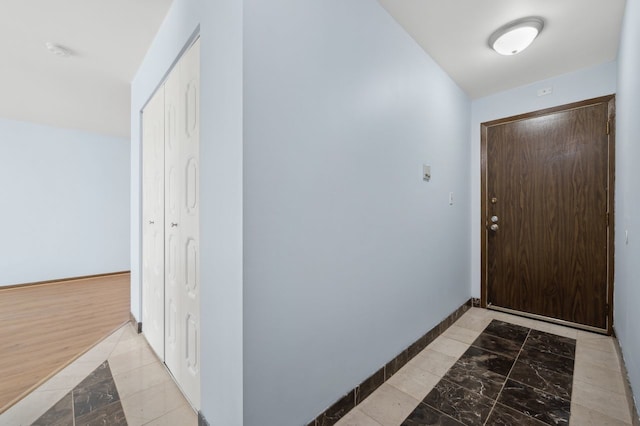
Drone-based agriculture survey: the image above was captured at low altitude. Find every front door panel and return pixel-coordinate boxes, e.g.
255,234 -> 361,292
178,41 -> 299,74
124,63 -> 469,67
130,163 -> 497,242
483,98 -> 613,330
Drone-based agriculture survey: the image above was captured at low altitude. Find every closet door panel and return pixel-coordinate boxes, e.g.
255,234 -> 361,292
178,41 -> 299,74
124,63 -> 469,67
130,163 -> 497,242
176,38 -> 201,409
164,62 -> 182,378
141,87 -> 165,360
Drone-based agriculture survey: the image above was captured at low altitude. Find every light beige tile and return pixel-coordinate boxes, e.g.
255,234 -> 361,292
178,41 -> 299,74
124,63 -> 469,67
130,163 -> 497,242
76,341 -> 114,364
37,360 -> 100,392
464,307 -> 493,318
491,313 -> 540,330
409,348 -> 457,378
386,362 -> 440,401
576,343 -> 621,372
578,332 -> 617,354
427,336 -> 469,359
453,313 -> 492,332
574,358 -> 626,395
120,379 -> 188,425
442,325 -> 481,345
570,402 -> 632,425
124,413 -> 146,426
113,360 -> 173,399
0,389 -> 68,426
118,323 -> 140,341
358,383 -> 419,426
110,333 -> 149,358
0,405 -> 34,426
335,408 -> 383,426
108,343 -> 159,376
143,403 -> 198,426
572,379 -> 632,424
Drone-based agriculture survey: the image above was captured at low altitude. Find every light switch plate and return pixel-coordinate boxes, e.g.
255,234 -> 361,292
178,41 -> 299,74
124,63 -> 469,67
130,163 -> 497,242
423,164 -> 431,181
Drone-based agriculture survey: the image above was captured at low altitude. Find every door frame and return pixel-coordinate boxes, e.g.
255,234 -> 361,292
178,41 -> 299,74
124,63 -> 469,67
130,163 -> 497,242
480,95 -> 616,334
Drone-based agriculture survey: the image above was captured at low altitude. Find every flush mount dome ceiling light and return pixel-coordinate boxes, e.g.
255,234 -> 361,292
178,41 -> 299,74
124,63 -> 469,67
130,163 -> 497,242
45,42 -> 73,57
489,17 -> 544,56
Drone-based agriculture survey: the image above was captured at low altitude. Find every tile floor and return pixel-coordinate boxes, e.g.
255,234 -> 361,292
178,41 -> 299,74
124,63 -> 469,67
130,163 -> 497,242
0,308 -> 634,426
337,308 -> 634,426
0,323 -> 197,426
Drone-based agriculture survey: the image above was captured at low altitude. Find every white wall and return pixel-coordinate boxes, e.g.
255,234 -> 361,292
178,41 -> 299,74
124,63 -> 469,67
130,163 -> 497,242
130,0 -> 243,424
615,0 -> 640,415
243,1 -> 471,424
469,62 -> 618,297
0,118 -> 129,286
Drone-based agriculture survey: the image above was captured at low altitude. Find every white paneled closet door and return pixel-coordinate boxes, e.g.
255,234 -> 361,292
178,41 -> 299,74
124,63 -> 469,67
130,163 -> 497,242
172,38 -> 201,409
141,38 -> 200,409
141,86 -> 166,360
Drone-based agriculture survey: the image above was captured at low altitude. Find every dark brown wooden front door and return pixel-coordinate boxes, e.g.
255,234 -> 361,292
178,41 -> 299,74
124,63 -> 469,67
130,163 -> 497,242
481,96 -> 615,332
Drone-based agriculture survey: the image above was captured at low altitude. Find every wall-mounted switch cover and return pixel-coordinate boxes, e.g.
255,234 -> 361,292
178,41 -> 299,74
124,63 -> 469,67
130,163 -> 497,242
423,164 -> 431,182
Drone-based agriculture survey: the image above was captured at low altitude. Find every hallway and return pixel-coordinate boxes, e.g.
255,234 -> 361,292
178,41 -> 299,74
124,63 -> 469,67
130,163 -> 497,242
0,322 -> 197,426
335,308 -> 634,426
0,306 -> 633,425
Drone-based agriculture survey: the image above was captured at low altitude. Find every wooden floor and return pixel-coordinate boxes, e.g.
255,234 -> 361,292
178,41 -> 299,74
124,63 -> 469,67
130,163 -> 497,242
0,273 -> 130,413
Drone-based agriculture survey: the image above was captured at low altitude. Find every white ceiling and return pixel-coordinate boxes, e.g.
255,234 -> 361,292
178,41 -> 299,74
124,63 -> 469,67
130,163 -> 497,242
0,0 -> 173,139
0,1 -> 627,138
378,0 -> 626,99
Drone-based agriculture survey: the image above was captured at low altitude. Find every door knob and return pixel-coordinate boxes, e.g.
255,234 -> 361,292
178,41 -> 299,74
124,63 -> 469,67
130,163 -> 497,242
171,222 -> 178,227
491,216 -> 499,223
149,220 -> 155,225
490,224 -> 499,231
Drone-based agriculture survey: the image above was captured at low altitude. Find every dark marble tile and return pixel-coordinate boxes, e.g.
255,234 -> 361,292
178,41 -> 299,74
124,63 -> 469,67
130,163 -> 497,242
524,330 -> 576,360
485,402 -> 547,425
75,361 -> 113,389
472,332 -> 523,358
423,379 -> 495,425
519,346 -> 574,377
386,350 -> 409,380
73,377 -> 121,418
498,379 -> 570,425
31,392 -> 74,426
74,400 -> 127,426
308,301 -> 471,426
509,360 -> 573,400
483,320 -> 530,344
314,390 -> 355,426
402,402 -> 464,426
457,346 -> 515,377
442,359 -> 507,400
356,367 -> 385,404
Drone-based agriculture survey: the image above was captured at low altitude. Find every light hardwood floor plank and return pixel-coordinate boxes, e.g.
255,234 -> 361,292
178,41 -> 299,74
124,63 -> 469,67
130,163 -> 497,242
0,273 -> 130,413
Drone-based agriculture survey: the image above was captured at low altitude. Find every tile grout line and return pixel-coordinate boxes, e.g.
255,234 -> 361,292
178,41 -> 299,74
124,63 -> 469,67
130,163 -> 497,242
482,327 -> 532,426
71,388 -> 75,426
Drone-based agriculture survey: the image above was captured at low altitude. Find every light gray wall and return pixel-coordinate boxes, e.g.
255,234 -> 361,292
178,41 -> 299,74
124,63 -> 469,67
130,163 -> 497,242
129,0 -> 243,424
243,1 -> 471,424
469,62 -> 618,297
0,118 -> 129,286
615,0 -> 640,415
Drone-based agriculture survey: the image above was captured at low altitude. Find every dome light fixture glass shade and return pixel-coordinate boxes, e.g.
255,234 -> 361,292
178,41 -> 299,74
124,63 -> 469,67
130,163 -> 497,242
45,42 -> 73,57
489,17 -> 544,56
